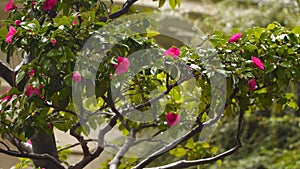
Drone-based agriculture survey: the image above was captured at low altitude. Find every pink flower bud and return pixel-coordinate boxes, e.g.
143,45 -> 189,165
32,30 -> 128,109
50,38 -> 56,45
229,32 -> 242,43
14,20 -> 21,26
248,78 -> 257,90
25,84 -> 42,97
72,20 -> 78,25
164,47 -> 180,58
5,0 -> 16,12
114,57 -> 130,75
1,87 -> 13,103
43,0 -> 57,11
166,112 -> 180,126
72,71 -> 81,82
6,26 -> 17,44
29,68 -> 35,77
251,56 -> 264,71
31,1 -> 36,8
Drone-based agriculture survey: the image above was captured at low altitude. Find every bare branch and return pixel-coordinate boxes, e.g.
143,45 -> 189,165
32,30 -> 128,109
132,122 -> 204,169
70,122 -> 91,157
43,102 -> 85,121
0,148 -> 65,169
109,130 -> 135,169
6,134 -> 32,153
58,139 -> 97,153
100,0 -> 139,22
144,111 -> 244,169
0,141 -> 10,150
0,60 -> 14,86
133,123 -> 157,133
69,115 -> 119,169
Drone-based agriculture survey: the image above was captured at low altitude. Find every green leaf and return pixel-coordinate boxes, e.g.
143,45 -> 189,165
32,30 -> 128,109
88,11 -> 96,23
291,26 -> 300,34
81,70 -> 93,79
159,0 -> 166,8
0,27 -> 8,40
169,0 -> 176,9
267,23 -> 276,30
287,101 -> 298,110
175,0 -> 181,7
20,20 -> 40,32
16,70 -> 25,85
7,87 -> 19,95
169,146 -> 187,157
54,16 -> 70,26
88,118 -> 97,130
244,44 -> 258,52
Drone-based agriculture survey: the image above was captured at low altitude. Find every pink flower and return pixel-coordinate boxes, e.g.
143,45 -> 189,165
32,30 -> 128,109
248,78 -> 256,90
31,1 -> 36,8
29,68 -> 35,77
114,57 -> 130,75
251,56 -> 264,71
50,38 -> 56,45
72,71 -> 81,82
1,87 -> 13,103
1,95 -> 12,102
164,47 -> 180,58
166,112 -> 180,126
5,0 -> 16,12
229,32 -> 242,43
27,140 -> 32,145
6,26 -> 17,44
47,122 -> 52,128
14,20 -> 21,26
6,35 -> 13,44
72,20 -> 78,25
25,84 -> 42,97
43,0 -> 57,11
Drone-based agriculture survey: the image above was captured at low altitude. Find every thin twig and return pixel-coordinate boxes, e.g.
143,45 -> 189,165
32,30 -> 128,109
99,0 -> 138,22
0,148 -> 65,169
121,74 -> 195,116
58,139 -> 97,152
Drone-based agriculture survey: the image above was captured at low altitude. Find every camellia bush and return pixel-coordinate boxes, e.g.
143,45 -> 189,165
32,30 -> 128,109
0,0 -> 300,169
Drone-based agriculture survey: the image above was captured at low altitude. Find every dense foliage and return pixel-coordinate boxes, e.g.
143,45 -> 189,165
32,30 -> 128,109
0,0 -> 299,169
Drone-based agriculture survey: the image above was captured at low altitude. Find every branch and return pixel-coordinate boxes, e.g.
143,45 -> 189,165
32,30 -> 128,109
0,148 -> 65,169
0,60 -> 14,86
70,122 -> 91,157
132,122 -> 204,169
0,141 -> 10,150
58,139 -> 96,153
69,115 -> 119,169
44,102 -> 85,121
109,130 -> 135,169
121,74 -> 195,116
144,111 -> 244,169
6,134 -> 32,153
100,0 -> 139,22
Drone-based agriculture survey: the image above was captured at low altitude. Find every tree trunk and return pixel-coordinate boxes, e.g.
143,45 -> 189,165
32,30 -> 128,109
32,131 -> 60,169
